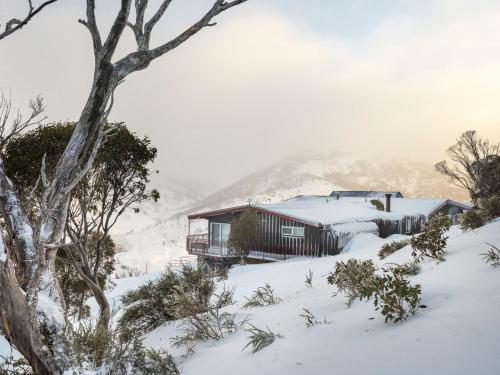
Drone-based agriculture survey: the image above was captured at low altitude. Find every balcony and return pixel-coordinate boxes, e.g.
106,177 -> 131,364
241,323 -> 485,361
186,233 -> 239,258
186,234 -> 300,261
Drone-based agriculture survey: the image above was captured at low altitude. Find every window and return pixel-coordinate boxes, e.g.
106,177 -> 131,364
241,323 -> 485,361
210,222 -> 231,245
281,226 -> 305,237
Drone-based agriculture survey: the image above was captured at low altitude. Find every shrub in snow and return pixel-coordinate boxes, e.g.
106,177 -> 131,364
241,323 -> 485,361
119,263 -> 215,340
460,209 -> 487,231
359,267 -> 423,323
411,213 -> 452,262
216,264 -> 230,281
305,269 -> 314,288
479,195 -> 500,220
378,239 -> 411,259
0,353 -> 32,375
242,284 -> 282,309
242,324 -> 282,353
115,265 -> 146,279
370,199 -> 384,211
299,308 -> 329,327
171,285 -> 245,354
67,317 -> 178,374
327,259 -> 377,307
481,244 -> 500,267
385,260 -> 421,277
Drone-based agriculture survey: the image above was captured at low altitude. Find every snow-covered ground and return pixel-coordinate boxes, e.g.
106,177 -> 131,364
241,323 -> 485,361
1,221 -> 499,373
143,221 -> 500,374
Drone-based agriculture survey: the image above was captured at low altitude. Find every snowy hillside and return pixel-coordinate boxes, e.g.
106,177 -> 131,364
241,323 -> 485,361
111,150 -> 468,272
1,222 -> 499,373
185,150 -> 468,214
110,174 -> 217,271
136,221 -> 500,374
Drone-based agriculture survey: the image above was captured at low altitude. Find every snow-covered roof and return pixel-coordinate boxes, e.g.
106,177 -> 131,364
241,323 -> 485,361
255,196 -> 471,227
329,190 -> 403,198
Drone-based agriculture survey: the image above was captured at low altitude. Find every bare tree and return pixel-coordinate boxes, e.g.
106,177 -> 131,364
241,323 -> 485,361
0,1 -> 248,373
435,130 -> 500,202
0,0 -> 59,40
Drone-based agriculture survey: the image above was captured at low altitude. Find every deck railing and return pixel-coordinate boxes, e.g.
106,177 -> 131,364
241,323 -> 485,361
186,234 -> 237,258
186,233 -> 209,255
186,234 -> 303,261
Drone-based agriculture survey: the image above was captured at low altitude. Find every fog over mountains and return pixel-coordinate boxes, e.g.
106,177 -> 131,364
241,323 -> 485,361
111,150 -> 467,272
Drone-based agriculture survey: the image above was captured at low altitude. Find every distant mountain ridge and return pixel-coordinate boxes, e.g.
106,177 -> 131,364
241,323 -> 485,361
181,150 -> 467,216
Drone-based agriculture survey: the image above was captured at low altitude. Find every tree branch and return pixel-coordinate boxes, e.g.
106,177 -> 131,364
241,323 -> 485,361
0,0 -> 58,41
114,0 -> 249,79
78,0 -> 102,64
100,0 -> 132,63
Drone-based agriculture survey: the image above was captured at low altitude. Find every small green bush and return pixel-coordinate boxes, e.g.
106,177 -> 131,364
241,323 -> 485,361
460,209 -> 487,231
67,317 -> 179,374
242,324 -> 282,353
243,284 -> 282,309
370,199 -> 384,211
359,269 -> 423,323
411,213 -> 451,262
299,308 -> 329,327
171,286 -> 244,354
479,195 -> 500,219
378,239 -> 410,259
118,263 -> 215,339
481,244 -> 500,267
385,261 -> 421,277
328,259 -> 422,322
327,259 -> 376,307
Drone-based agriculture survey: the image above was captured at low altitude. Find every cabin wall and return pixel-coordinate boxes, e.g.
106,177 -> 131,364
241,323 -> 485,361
206,210 -> 339,258
205,210 -> 445,258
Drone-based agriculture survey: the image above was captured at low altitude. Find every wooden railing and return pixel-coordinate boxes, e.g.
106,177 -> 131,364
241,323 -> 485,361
186,234 -> 235,258
186,233 -> 208,255
186,234 -> 304,261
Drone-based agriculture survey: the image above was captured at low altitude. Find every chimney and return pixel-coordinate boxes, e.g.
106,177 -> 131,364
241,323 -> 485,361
385,193 -> 391,212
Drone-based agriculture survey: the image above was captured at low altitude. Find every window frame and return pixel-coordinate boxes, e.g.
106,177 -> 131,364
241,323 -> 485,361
281,225 -> 305,237
210,222 -> 231,243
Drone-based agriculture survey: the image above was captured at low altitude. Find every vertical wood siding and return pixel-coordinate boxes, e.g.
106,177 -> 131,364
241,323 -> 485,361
204,204 -> 465,258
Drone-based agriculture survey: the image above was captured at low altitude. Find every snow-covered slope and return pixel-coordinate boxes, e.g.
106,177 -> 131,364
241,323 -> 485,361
139,220 -> 500,375
2,222 -> 499,373
111,150 -> 468,272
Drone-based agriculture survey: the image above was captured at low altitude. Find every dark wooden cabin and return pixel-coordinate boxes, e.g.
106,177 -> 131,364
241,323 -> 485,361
186,193 -> 471,264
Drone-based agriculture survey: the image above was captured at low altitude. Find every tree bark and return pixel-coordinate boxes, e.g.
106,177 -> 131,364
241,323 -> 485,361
0,252 -> 54,374
0,1 -> 249,372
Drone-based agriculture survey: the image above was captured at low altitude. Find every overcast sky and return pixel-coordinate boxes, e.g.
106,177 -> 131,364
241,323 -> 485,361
1,0 -> 500,186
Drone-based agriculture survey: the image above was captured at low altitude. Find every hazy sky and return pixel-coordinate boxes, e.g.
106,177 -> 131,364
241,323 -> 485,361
1,0 -> 499,186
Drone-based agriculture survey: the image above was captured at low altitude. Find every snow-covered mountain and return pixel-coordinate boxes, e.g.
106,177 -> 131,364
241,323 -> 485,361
184,150 -> 467,214
112,150 -> 468,272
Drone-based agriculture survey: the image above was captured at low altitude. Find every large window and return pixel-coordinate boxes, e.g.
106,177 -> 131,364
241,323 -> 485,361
210,222 -> 231,245
281,226 -> 305,237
